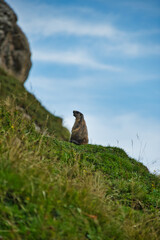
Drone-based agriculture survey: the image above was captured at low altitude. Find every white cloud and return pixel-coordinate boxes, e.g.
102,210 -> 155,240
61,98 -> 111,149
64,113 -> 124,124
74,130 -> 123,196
7,0 -> 123,40
23,17 -> 124,40
32,50 -> 122,71
25,15 -> 160,58
104,42 -> 160,57
8,0 -> 160,59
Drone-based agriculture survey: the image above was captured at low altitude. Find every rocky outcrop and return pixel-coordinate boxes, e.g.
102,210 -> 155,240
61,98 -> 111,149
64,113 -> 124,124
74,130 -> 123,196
0,0 -> 31,83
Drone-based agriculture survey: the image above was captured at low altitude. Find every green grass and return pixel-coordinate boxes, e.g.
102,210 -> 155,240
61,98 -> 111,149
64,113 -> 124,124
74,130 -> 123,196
0,70 -> 160,239
0,68 -> 69,140
0,98 -> 160,240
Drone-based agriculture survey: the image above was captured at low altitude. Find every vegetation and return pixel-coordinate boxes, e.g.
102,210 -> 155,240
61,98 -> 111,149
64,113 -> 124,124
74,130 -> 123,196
0,70 -> 160,239
0,68 -> 69,140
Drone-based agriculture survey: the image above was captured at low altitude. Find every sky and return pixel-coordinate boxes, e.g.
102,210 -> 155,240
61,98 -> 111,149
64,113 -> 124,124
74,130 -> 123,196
7,0 -> 160,173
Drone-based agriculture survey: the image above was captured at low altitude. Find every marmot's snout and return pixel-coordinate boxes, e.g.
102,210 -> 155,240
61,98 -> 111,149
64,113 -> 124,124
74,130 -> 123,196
73,110 -> 82,117
73,110 -> 77,117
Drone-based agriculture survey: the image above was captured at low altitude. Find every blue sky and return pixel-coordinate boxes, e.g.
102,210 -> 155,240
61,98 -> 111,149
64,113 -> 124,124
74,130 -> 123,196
7,0 -> 160,173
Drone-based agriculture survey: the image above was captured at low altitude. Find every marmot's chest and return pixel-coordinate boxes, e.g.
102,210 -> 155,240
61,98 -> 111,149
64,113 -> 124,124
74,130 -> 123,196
70,116 -> 88,145
72,119 -> 82,129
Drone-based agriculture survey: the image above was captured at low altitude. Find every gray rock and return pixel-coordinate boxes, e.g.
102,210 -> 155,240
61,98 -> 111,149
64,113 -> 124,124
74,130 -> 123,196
0,0 -> 31,83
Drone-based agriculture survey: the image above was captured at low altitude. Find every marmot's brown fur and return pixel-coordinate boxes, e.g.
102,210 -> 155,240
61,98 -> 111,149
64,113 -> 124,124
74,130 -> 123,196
70,110 -> 88,145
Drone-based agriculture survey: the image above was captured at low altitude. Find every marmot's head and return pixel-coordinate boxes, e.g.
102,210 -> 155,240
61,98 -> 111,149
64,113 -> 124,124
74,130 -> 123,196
73,110 -> 83,119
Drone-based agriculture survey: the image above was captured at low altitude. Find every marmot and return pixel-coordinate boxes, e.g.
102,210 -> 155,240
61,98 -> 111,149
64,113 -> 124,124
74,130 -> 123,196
70,110 -> 88,145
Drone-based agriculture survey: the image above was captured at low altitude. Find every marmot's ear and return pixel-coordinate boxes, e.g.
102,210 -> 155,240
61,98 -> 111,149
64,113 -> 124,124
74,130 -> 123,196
80,113 -> 84,119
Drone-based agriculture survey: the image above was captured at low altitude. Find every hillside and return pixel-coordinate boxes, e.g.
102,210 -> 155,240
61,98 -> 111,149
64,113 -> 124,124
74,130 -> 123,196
0,68 -> 70,140
0,72 -> 160,239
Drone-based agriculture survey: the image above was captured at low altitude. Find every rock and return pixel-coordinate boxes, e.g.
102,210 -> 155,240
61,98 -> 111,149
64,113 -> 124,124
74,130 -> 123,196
0,0 -> 31,83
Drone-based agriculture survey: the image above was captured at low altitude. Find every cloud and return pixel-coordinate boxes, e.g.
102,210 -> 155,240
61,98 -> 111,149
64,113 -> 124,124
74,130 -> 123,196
8,0 -> 124,40
104,42 -> 160,57
8,0 -> 160,59
24,14 -> 160,58
23,17 -> 124,40
32,50 -> 123,71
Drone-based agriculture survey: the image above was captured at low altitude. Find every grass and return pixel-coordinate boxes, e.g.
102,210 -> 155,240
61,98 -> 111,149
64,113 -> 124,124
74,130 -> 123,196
0,98 -> 160,240
0,70 -> 160,239
0,68 -> 69,140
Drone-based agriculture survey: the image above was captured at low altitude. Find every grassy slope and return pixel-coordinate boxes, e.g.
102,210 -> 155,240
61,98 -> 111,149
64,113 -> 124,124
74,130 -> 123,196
0,71 -> 160,240
0,68 -> 70,140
